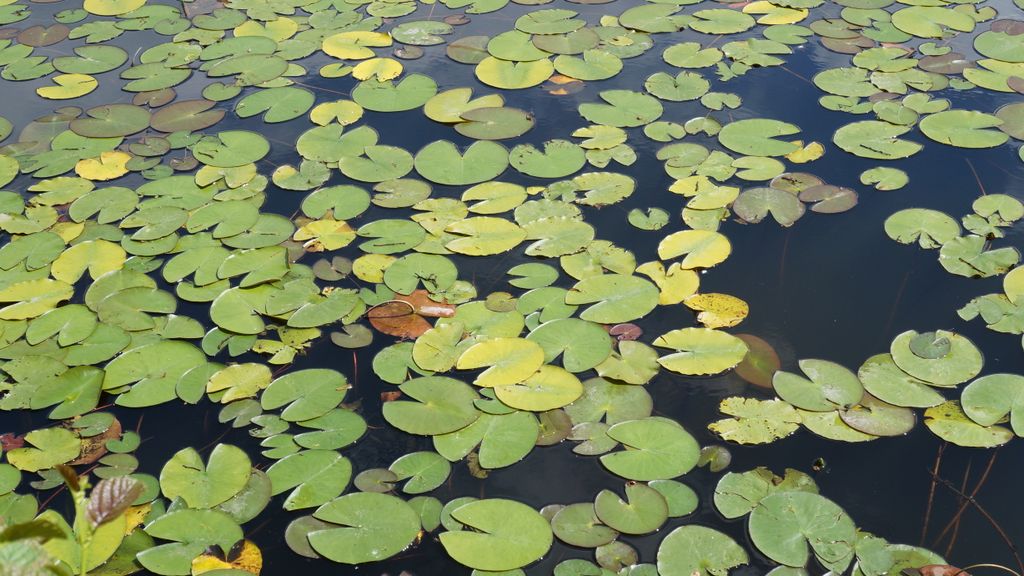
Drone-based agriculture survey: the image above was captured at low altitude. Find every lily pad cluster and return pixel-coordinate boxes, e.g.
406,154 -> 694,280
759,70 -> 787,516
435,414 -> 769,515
887,195 -> 1024,349
711,329 -> 1024,448
713,467 -> 947,575
0,0 -> 1018,570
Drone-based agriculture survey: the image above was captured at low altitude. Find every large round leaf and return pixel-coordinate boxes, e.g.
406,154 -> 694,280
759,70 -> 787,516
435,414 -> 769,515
351,74 -> 437,112
509,140 -> 586,178
718,119 -> 800,156
267,450 -> 353,510
889,330 -> 982,387
262,369 -> 349,421
653,328 -> 747,376
159,444 -> 251,509
526,317 -> 613,372
833,121 -> 921,159
657,525 -> 749,576
594,483 -> 668,535
564,274 -> 659,324
475,57 -> 553,89
772,359 -> 864,412
961,373 -> 1024,436
599,418 -> 699,480
309,492 -> 421,563
748,491 -> 856,573
383,376 -> 481,435
924,400 -> 1013,447
919,110 -> 1008,148
414,140 -> 508,185
439,499 -> 553,571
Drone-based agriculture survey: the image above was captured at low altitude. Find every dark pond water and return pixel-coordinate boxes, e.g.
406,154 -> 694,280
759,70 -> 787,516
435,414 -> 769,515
3,0 -> 1024,574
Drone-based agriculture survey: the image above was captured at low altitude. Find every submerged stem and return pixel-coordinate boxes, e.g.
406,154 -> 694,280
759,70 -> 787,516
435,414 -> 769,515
933,449 -> 999,548
946,459 -> 974,557
931,471 -> 1023,575
921,441 -> 946,545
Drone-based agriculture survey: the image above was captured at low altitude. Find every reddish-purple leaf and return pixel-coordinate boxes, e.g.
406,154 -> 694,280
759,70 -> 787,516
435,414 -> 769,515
87,476 -> 143,527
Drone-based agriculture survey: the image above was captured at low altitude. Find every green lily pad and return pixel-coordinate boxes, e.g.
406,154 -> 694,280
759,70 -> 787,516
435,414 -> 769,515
718,119 -> 800,156
648,479 -> 698,517
564,377 -> 653,425
235,87 -> 315,123
772,359 -> 864,412
653,328 -> 747,376
494,365 -> 583,411
839,393 -> 916,437
961,373 -> 1024,436
193,131 -> 270,168
425,88 -> 504,124
159,444 -> 251,509
267,450 -> 352,510
884,209 -> 960,249
857,353 -> 945,408
510,140 -> 586,179
890,330 -> 983,387
551,503 -> 618,548
564,274 -> 659,324
923,400 -> 1013,447
414,140 -> 509,185
476,57 -> 553,89
891,6 -> 975,38
657,525 -> 749,576
732,187 -> 805,227
939,235 -> 1019,278
338,145 -> 414,183
833,120 -> 922,159
919,110 -> 1008,148
578,90 -> 663,128
713,467 -> 818,519
440,499 -> 552,571
600,418 -> 699,481
309,492 -> 421,563
434,411 -> 538,468
389,451 -> 451,494
137,509 -> 242,575
262,369 -> 349,421
749,491 -> 856,573
383,376 -> 481,435
593,482 -> 668,535
554,50 -> 622,81
70,104 -> 150,138
455,107 -> 535,140
351,74 -> 438,112
5,427 -> 80,472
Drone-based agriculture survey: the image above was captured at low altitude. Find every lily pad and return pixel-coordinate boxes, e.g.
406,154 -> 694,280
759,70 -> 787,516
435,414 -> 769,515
749,491 -> 856,573
919,110 -> 1008,148
833,121 -> 922,159
439,499 -> 553,571
159,444 -> 251,509
890,330 -> 983,387
653,328 -> 748,376
709,397 -> 802,445
923,400 -> 1013,447
309,492 -> 421,563
600,418 -> 700,481
383,376 -> 481,435
772,359 -> 864,412
961,373 -> 1024,436
594,482 -> 668,535
657,525 -> 749,576
415,140 -> 509,185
